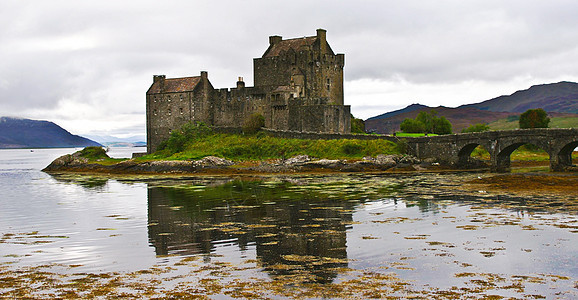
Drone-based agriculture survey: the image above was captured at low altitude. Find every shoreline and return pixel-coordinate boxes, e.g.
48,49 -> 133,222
42,152 -> 453,176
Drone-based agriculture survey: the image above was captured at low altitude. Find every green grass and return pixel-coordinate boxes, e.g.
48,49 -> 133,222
488,116 -> 578,131
143,132 -> 400,161
394,133 -> 438,137
469,145 -> 553,161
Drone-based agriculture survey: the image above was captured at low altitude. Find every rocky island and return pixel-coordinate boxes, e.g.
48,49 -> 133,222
42,147 -> 440,175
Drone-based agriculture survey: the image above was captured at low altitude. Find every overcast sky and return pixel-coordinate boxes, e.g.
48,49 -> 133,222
1,0 -> 577,138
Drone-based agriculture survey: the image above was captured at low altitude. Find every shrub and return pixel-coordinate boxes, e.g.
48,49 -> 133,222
341,142 -> 363,155
79,146 -> 109,160
243,113 -> 265,134
462,123 -> 490,133
159,122 -> 213,153
351,115 -> 366,133
395,138 -> 408,154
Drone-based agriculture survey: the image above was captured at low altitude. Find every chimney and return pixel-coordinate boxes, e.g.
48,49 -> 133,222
153,75 -> 165,91
269,35 -> 282,46
200,71 -> 208,81
316,29 -> 327,54
236,76 -> 245,89
153,75 -> 165,83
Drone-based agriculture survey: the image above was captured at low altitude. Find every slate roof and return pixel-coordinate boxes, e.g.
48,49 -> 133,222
263,36 -> 317,58
147,76 -> 201,94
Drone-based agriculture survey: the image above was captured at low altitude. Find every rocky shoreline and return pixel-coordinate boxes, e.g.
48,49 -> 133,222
42,151 -> 445,175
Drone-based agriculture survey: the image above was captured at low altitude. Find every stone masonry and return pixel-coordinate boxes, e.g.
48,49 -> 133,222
146,29 -> 351,153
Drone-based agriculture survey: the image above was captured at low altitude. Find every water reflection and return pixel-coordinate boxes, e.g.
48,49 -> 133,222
147,179 -> 353,283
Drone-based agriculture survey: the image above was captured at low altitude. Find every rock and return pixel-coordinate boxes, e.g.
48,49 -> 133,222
195,156 -> 234,167
302,159 -> 343,169
374,154 -> 397,167
42,153 -> 89,171
283,155 -> 311,166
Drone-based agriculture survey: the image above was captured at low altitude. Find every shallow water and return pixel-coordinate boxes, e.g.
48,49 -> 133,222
0,148 -> 576,298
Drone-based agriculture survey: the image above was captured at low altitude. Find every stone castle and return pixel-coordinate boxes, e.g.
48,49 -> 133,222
146,29 -> 351,153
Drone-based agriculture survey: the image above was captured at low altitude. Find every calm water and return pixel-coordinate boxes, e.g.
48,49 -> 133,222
0,148 -> 576,298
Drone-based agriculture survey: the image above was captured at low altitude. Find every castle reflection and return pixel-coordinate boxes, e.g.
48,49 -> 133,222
146,178 -> 354,283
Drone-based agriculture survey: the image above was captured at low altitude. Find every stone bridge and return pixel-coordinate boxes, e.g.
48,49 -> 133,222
405,128 -> 578,172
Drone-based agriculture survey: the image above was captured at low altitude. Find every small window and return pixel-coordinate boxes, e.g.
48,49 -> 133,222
326,78 -> 331,91
153,109 -> 158,116
179,107 -> 184,114
168,108 -> 172,115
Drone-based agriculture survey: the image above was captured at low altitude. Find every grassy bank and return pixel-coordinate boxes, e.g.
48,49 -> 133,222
142,127 -> 400,161
489,116 -> 578,131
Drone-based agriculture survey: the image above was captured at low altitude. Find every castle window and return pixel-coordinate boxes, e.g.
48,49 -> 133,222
153,109 -> 158,116
168,108 -> 172,115
326,78 -> 331,91
179,107 -> 184,114
168,96 -> 171,102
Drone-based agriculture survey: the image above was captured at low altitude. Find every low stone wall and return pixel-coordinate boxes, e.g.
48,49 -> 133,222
212,126 -> 400,142
262,128 -> 399,142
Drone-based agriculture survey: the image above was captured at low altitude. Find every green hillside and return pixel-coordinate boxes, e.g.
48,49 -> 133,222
489,116 -> 578,131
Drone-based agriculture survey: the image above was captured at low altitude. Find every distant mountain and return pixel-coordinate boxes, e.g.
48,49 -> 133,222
366,103 -> 429,121
365,105 -> 518,134
462,81 -> 578,113
366,81 -> 578,134
0,117 -> 102,149
84,134 -> 146,147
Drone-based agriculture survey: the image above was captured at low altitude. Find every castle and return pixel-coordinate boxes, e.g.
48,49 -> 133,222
146,29 -> 351,153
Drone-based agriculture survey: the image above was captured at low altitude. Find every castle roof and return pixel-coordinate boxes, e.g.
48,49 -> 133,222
147,76 -> 201,94
263,36 -> 317,58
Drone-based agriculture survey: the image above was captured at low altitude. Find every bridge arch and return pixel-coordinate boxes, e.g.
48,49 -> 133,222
494,138 -> 551,172
457,143 -> 490,167
552,140 -> 578,171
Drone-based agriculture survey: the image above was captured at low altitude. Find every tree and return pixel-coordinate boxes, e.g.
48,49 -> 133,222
432,116 -> 452,135
351,114 -> 365,133
400,110 -> 452,135
400,118 -> 426,133
462,123 -> 490,133
519,108 -> 550,129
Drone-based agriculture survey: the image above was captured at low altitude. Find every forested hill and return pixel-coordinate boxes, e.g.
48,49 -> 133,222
0,117 -> 102,149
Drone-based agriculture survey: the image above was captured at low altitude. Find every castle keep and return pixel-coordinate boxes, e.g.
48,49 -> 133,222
146,29 -> 351,153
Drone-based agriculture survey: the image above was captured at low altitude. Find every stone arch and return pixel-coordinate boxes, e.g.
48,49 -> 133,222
457,143 -> 490,168
553,140 -> 578,171
494,141 -> 550,172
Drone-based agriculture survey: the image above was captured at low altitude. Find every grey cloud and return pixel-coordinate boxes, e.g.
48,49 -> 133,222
1,0 -> 577,135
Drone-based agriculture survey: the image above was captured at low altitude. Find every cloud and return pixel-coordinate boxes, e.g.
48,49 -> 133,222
1,0 -> 577,135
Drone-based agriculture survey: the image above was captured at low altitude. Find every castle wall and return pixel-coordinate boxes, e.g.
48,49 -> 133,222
147,92 -> 195,153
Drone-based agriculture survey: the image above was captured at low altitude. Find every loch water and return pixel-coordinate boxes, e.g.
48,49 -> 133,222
0,148 -> 576,298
